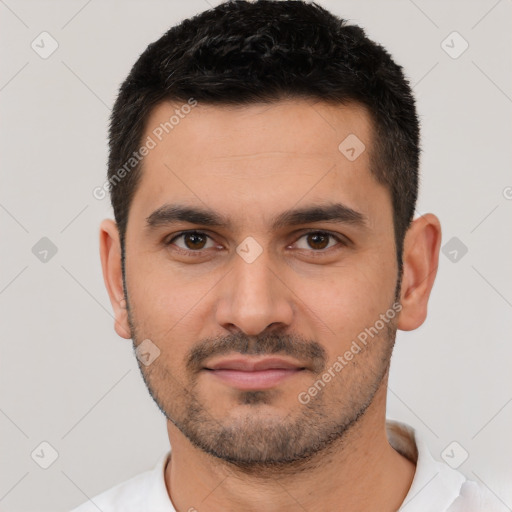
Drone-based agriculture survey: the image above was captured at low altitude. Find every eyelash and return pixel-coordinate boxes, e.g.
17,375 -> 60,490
165,230 -> 348,257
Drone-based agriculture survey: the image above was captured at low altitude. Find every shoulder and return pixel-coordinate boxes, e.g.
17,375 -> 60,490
448,479 -> 511,512
69,468 -> 155,512
69,452 -> 173,512
386,420 -> 510,512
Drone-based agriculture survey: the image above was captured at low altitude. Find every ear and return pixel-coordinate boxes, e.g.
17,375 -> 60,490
397,213 -> 442,331
99,219 -> 131,339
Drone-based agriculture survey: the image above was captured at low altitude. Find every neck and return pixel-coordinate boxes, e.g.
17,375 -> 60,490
164,382 -> 415,512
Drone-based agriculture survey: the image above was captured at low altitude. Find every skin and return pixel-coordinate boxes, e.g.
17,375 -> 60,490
100,98 -> 442,512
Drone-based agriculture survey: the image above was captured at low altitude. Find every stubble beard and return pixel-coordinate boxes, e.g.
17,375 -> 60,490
127,306 -> 397,474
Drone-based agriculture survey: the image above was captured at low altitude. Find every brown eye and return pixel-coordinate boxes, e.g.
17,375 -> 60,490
294,231 -> 342,251
306,232 -> 330,250
183,232 -> 207,250
168,231 -> 214,251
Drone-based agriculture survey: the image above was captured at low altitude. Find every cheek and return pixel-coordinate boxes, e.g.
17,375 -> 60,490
126,228 -> 397,346
126,253 -> 215,338
292,256 -> 396,349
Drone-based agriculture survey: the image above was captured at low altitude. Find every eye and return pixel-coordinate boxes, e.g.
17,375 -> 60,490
292,231 -> 346,251
165,230 -> 347,257
167,231 -> 216,252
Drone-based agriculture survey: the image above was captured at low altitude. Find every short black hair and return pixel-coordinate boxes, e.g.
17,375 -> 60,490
108,0 -> 419,278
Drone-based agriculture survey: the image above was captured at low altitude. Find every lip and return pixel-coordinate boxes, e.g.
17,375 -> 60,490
204,356 -> 306,390
206,356 -> 305,372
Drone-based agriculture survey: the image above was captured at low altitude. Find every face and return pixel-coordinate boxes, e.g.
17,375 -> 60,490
120,99 -> 401,468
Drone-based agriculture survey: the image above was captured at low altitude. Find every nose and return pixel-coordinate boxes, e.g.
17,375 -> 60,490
215,246 -> 294,336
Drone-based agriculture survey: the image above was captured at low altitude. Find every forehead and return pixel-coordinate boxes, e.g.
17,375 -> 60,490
129,98 -> 389,233
142,98 -> 372,163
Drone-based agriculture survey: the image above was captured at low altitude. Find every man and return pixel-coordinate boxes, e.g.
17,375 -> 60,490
72,1 -> 507,510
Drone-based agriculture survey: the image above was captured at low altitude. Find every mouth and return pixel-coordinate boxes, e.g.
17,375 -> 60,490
203,356 -> 307,390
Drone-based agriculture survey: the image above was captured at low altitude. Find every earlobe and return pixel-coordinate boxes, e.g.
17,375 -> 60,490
397,213 -> 442,332
99,219 -> 132,339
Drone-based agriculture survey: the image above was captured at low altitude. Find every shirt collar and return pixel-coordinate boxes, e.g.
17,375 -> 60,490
150,420 -> 466,511
387,420 -> 466,511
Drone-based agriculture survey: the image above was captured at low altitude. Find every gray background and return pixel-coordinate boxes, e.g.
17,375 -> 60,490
0,0 -> 511,510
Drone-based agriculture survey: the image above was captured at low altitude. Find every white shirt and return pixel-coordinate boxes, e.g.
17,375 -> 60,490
70,420 -> 508,511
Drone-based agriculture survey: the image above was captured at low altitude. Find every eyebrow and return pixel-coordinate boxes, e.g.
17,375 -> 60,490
145,202 -> 368,232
